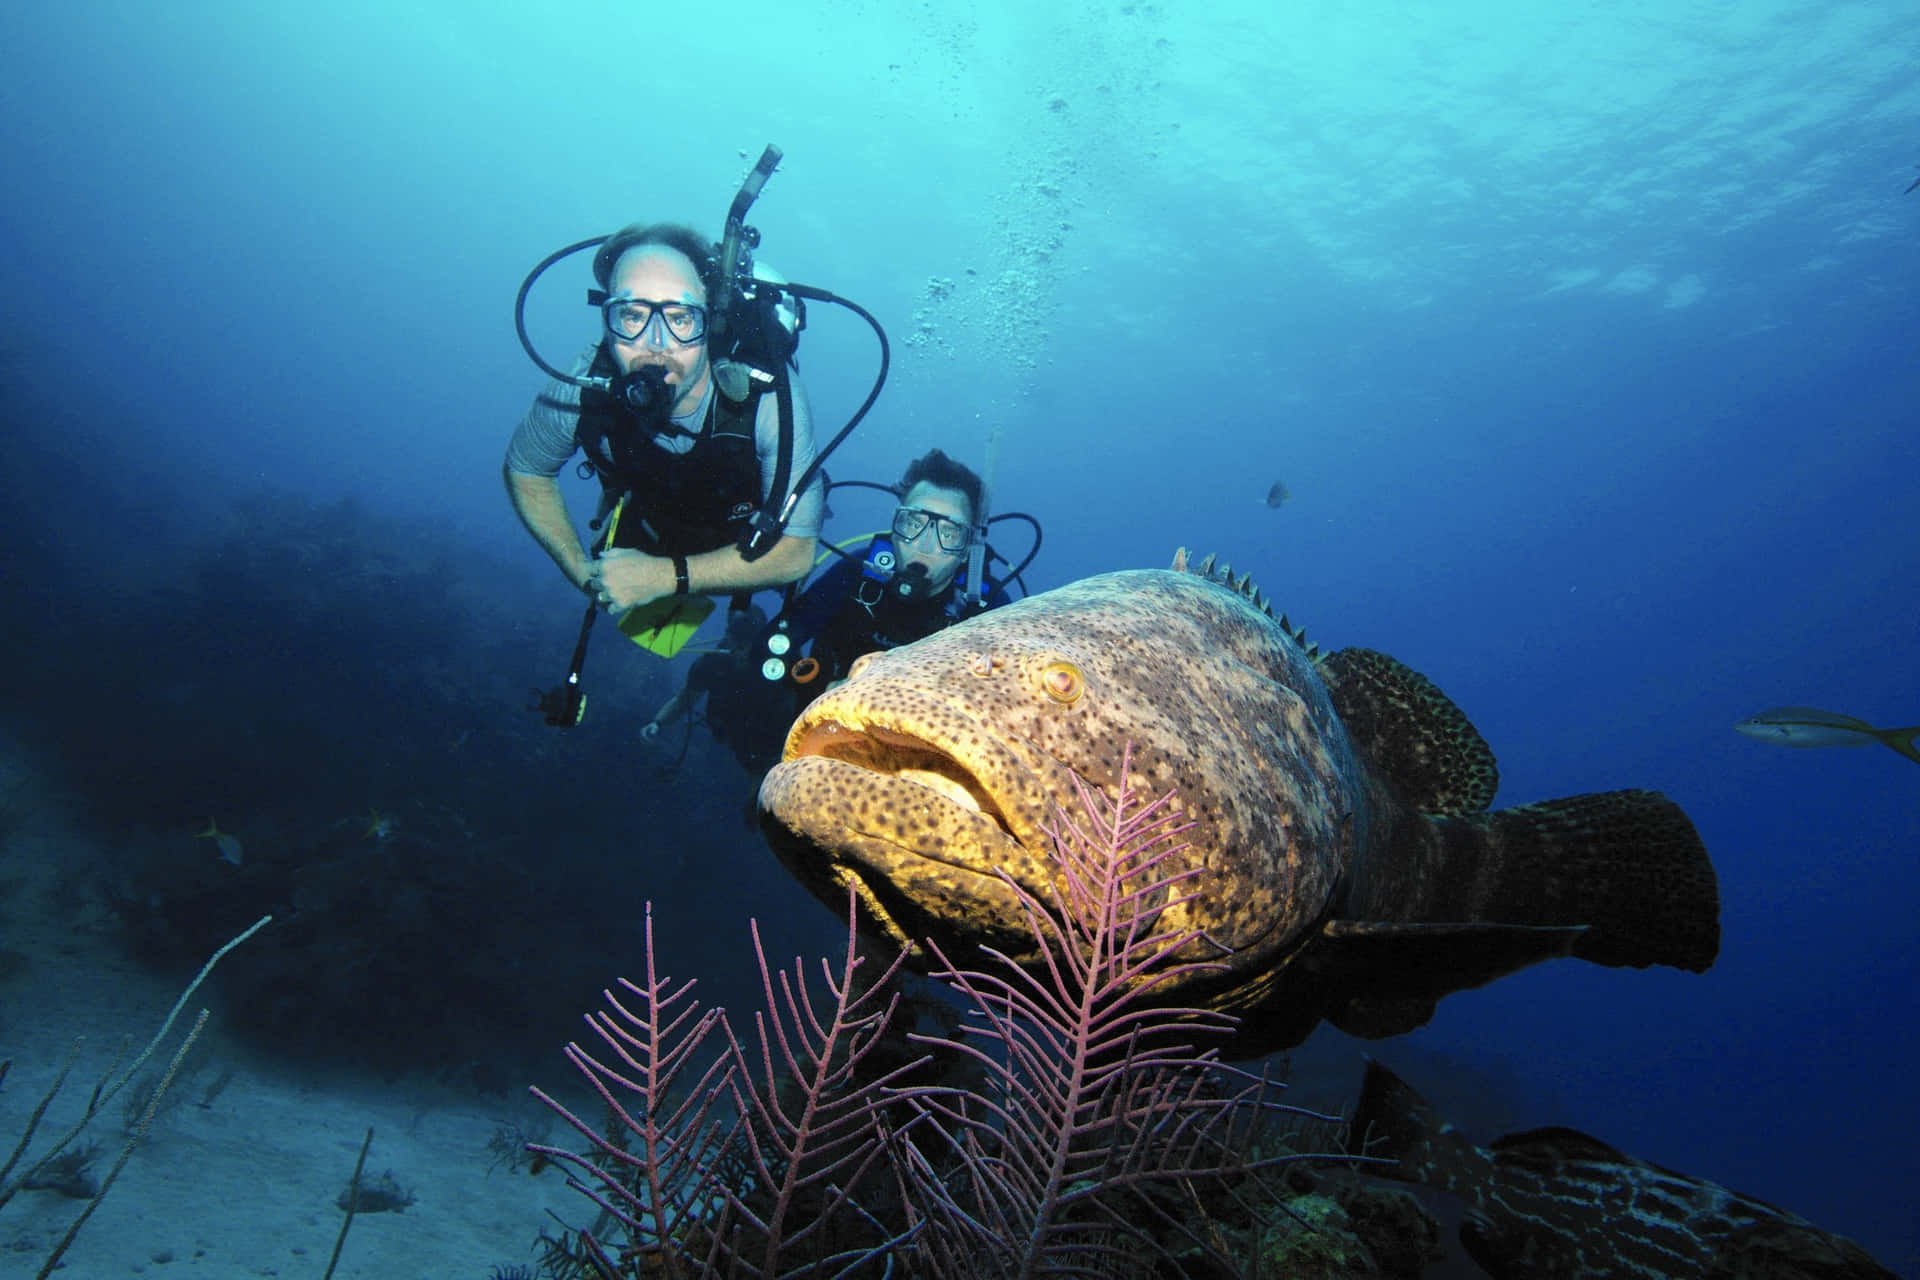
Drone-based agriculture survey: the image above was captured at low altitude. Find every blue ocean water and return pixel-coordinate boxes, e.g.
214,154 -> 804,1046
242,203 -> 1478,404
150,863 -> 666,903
1,2 -> 1913,1274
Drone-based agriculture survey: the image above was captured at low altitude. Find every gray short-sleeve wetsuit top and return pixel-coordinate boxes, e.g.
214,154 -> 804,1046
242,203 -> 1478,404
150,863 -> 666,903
504,347 -> 825,542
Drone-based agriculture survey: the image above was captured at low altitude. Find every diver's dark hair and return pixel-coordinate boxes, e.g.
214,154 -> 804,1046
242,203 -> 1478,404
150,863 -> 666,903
897,449 -> 985,525
724,603 -> 768,647
591,222 -> 719,299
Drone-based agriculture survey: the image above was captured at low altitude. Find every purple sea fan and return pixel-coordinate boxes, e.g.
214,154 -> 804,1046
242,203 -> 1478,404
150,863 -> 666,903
709,907 -> 935,1276
529,894 -> 934,1279
526,905 -> 740,1277
892,747 -> 1345,1278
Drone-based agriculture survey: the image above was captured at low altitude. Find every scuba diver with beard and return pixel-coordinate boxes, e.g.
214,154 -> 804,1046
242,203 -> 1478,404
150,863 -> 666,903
503,222 -> 824,616
764,449 -> 1011,706
511,148 -> 902,734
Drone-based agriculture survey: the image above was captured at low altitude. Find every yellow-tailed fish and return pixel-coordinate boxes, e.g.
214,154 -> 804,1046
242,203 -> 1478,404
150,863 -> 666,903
195,819 -> 245,866
1735,707 -> 1920,765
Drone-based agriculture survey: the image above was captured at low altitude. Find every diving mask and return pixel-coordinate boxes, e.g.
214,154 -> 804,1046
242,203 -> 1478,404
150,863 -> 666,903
891,506 -> 970,554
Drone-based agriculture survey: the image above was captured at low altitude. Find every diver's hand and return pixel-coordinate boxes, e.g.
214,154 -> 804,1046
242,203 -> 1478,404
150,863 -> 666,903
589,548 -> 672,613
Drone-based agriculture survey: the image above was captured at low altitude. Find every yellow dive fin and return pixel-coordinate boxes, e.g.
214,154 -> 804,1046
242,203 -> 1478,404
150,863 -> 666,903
617,594 -> 717,658
599,496 -> 716,657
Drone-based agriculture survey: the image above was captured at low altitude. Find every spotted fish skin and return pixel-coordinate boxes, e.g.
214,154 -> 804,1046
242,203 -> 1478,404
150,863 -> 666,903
761,567 -> 1354,979
757,560 -> 1719,1055
1352,1061 -> 1899,1279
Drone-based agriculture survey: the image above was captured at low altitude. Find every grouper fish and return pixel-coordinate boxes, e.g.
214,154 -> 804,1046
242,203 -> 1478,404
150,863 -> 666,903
1351,1060 -> 1898,1279
757,551 -> 1720,1055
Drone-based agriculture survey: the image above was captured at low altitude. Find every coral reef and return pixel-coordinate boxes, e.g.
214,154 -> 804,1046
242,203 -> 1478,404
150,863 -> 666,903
10,492 -> 706,1077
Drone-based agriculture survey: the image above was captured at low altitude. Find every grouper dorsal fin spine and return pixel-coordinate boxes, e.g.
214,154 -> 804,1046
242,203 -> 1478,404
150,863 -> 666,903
1318,647 -> 1500,815
1170,550 -> 1490,809
1171,546 -> 1320,658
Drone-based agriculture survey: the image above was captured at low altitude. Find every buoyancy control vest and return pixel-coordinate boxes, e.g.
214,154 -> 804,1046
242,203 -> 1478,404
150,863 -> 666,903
575,345 -> 766,557
801,540 -> 996,684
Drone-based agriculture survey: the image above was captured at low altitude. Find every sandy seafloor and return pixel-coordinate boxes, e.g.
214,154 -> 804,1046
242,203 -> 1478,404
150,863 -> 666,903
2,1013 -> 555,1280
0,756 -> 587,1279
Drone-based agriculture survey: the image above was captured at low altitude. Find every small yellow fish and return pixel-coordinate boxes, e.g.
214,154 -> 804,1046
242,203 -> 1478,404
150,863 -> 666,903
1735,706 -> 1920,765
364,809 -> 396,842
195,819 -> 245,866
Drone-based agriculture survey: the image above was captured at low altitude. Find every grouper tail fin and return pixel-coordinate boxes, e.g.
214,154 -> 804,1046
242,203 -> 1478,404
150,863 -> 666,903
1467,789 -> 1721,972
1294,789 -> 1717,1047
1317,645 -> 1718,970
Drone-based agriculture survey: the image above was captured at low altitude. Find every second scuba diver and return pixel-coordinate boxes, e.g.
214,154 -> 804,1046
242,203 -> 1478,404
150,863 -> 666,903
637,449 -> 1024,782
764,449 -> 1011,705
641,604 -> 791,776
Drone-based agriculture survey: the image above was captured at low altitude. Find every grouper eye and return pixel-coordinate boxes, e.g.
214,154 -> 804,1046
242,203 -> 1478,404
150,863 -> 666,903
1039,660 -> 1084,704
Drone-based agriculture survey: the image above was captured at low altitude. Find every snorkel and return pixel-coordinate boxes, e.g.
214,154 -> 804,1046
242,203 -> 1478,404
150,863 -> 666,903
708,145 -> 783,358
965,425 -> 999,612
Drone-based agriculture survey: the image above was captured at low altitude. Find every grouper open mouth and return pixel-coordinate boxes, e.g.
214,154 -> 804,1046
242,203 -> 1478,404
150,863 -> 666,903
762,701 -> 1047,957
787,718 -> 1017,841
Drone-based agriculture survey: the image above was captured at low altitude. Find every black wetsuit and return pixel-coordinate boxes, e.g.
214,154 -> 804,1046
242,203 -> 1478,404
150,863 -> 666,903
685,652 -> 793,775
779,547 -> 1011,699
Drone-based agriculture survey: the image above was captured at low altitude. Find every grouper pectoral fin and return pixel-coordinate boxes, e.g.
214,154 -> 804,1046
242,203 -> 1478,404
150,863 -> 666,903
1216,920 -> 1588,1053
1316,919 -> 1589,1039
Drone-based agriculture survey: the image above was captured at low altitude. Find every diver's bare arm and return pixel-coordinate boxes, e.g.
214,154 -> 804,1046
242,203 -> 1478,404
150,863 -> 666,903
682,534 -> 815,596
649,684 -> 697,729
504,467 -> 593,593
591,533 -> 818,609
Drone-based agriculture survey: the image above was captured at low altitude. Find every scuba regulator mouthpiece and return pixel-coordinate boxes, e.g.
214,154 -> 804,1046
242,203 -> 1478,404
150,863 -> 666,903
614,365 -> 673,418
889,561 -> 931,602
